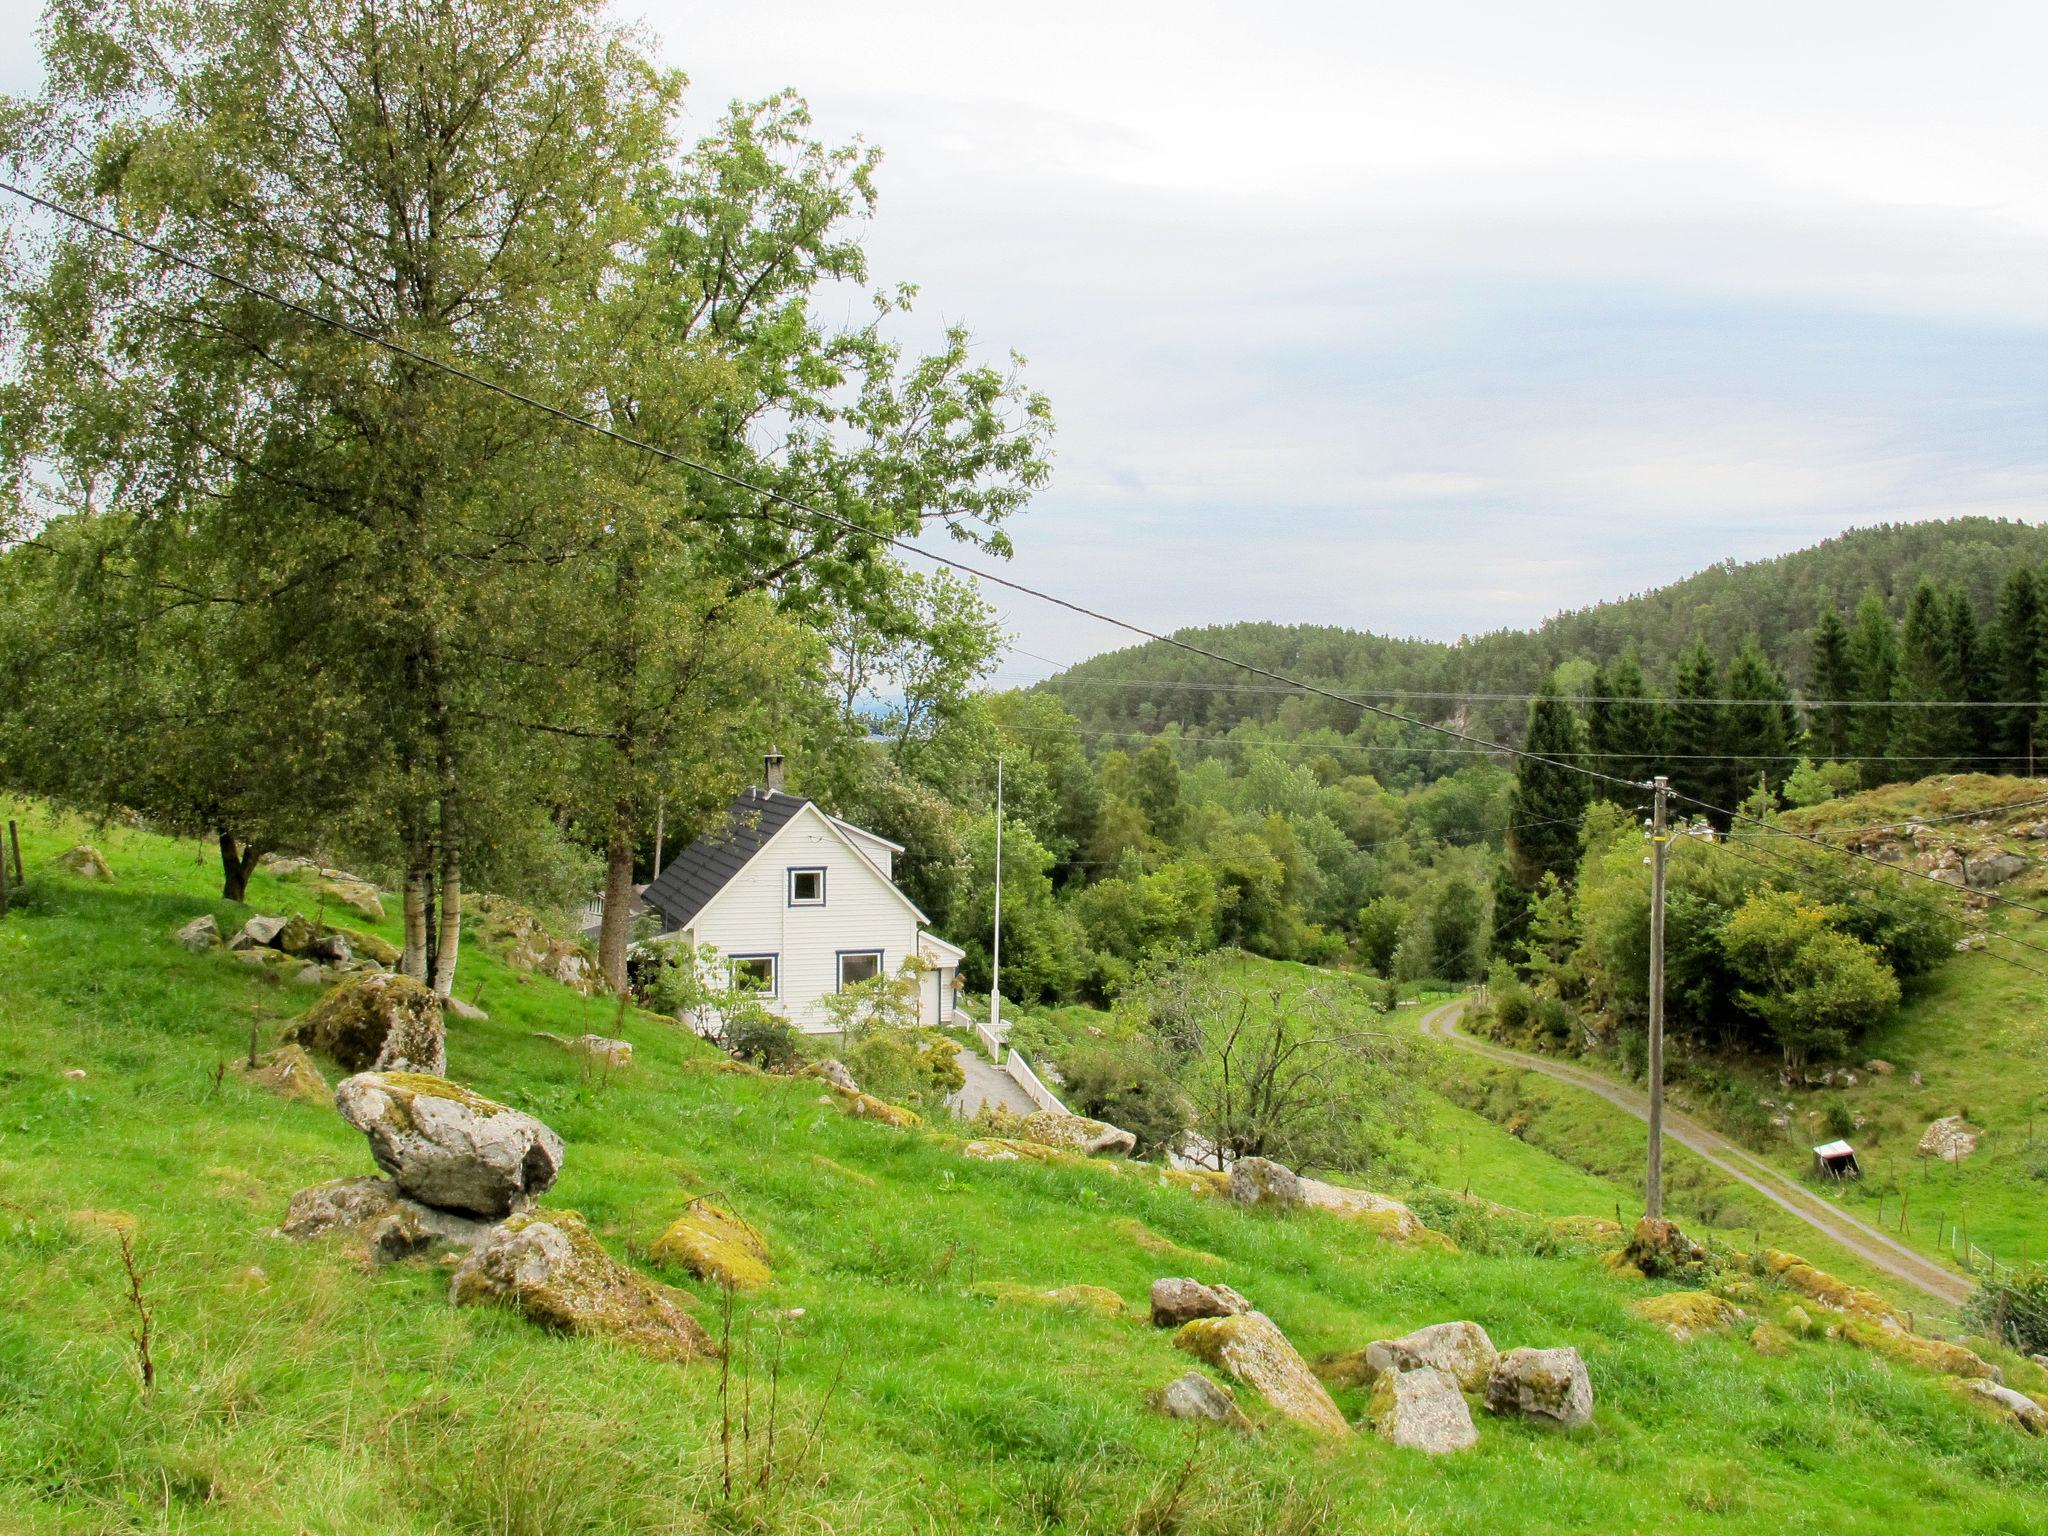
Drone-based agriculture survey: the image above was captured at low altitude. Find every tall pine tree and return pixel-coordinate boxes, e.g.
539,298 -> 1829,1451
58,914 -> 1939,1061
1508,678 -> 1592,889
1804,603 -> 1854,764
1945,586 -> 1994,772
1846,590 -> 1900,784
1724,640 -> 1798,800
1992,564 -> 2043,770
1587,647 -> 1664,792
1891,579 -> 1967,776
1666,639 -> 1730,819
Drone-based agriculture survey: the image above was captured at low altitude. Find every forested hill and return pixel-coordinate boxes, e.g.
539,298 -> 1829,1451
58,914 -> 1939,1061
1042,518 -> 2048,749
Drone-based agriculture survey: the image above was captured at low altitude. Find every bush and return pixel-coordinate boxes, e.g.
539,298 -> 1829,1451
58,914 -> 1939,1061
845,1028 -> 963,1112
726,1007 -> 802,1071
1058,1044 -> 1189,1158
1963,1263 -> 2048,1355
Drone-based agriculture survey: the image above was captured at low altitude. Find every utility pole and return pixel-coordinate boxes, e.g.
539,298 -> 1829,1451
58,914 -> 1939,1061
1646,774 -> 1671,1220
989,756 -> 1004,1031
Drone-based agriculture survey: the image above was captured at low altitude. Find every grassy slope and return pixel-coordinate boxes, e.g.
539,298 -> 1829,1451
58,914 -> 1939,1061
3,805 -> 2047,1535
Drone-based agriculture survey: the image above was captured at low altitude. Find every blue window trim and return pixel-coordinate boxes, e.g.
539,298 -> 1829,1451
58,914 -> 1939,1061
787,866 -> 827,907
729,952 -> 780,998
835,948 -> 884,991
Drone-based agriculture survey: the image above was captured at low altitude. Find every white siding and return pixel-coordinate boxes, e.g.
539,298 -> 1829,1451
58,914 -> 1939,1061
834,822 -> 897,880
688,804 -> 922,1033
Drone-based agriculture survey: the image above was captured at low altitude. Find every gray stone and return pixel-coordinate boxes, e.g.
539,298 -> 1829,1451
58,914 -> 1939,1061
817,1058 -> 860,1094
1919,1115 -> 1980,1162
174,915 -> 221,953
285,972 -> 445,1076
445,995 -> 489,1022
1965,1379 -> 2048,1435
232,914 -> 289,951
277,1175 -> 495,1262
1228,1156 -> 1301,1208
1150,1276 -> 1252,1328
1368,1364 -> 1478,1453
1965,851 -> 2030,888
335,1071 -> 564,1217
1151,1370 -> 1253,1431
574,1034 -> 632,1068
1484,1346 -> 1593,1428
1364,1321 -> 1499,1392
1297,1176 -> 1431,1240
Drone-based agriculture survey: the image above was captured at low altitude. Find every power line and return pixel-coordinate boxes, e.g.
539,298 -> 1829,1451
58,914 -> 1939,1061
0,180 -> 1648,799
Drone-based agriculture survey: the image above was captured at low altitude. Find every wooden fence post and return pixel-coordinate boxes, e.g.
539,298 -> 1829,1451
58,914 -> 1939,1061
7,820 -> 20,886
0,830 -> 9,917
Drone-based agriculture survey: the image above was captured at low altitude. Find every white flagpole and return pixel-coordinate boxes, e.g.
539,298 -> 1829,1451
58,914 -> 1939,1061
989,756 -> 1003,1030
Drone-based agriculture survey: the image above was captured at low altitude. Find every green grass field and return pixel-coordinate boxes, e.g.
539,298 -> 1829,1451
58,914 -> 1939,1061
4,801 -> 2048,1534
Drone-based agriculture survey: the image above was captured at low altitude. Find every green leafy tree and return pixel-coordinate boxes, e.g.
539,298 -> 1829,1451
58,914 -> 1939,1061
1428,874 -> 1486,982
1721,890 -> 1900,1071
1355,894 -> 1409,975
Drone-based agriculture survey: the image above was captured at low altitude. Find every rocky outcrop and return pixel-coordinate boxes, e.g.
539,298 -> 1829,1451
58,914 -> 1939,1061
1338,1321 -> 1498,1392
335,1071 -> 563,1217
54,845 -> 112,880
1149,1276 -> 1252,1328
471,895 -> 602,995
450,1210 -> 713,1364
1173,1312 -> 1349,1438
1296,1177 -> 1448,1247
1227,1157 -> 1300,1208
1754,1250 -> 1904,1329
1633,1291 -> 1741,1341
1918,1116 -> 1981,1162
973,1106 -> 1136,1157
231,915 -> 289,951
174,915 -> 221,952
1484,1346 -> 1593,1428
650,1201 -> 772,1291
815,1058 -> 860,1094
1150,1370 -> 1253,1431
1368,1364 -> 1478,1453
1963,1380 -> 2048,1435
279,1175 -> 497,1262
286,973 -> 446,1076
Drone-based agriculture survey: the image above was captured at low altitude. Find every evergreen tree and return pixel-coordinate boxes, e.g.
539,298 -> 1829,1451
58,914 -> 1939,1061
1508,679 -> 1592,889
1846,590 -> 1899,783
1891,580 -> 1968,775
1804,603 -> 1855,763
1586,648 -> 1662,793
1665,639 -> 1730,818
1992,565 -> 2043,769
1724,640 -> 1797,797
1945,587 -> 1995,771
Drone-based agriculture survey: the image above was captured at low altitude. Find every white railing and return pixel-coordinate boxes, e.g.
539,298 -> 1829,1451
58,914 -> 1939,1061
1004,1048 -> 1069,1115
973,1015 -> 1007,1065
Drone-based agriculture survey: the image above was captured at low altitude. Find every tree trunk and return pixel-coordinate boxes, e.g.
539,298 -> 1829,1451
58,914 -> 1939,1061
598,802 -> 636,994
430,775 -> 462,999
401,845 -> 431,982
217,832 -> 263,903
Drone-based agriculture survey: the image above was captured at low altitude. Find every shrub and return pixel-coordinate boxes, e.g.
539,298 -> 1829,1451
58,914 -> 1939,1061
726,1007 -> 802,1071
1058,1044 -> 1189,1158
1963,1263 -> 2048,1355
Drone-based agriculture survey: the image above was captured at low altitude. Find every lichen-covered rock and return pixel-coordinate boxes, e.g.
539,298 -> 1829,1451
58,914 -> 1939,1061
335,1071 -> 563,1217
1227,1157 -> 1301,1209
1155,1167 -> 1232,1199
54,844 -> 112,880
1359,1321 -> 1499,1392
971,1105 -> 1137,1156
574,1034 -> 631,1068
450,1210 -> 713,1364
1296,1177 -> 1452,1248
1616,1217 -> 1712,1281
174,914 -> 221,952
1549,1215 -> 1625,1245
650,1202 -> 772,1291
1634,1291 -> 1741,1341
1174,1312 -> 1349,1438
957,1136 -> 1115,1173
334,926 -> 400,968
471,894 -> 603,995
1754,1250 -> 1904,1329
1919,1116 -> 1981,1162
231,914 -> 289,951
1962,1379 -> 2048,1435
1150,1370 -> 1253,1431
815,1058 -> 859,1094
278,1175 -> 495,1261
243,1044 -> 330,1105
1368,1364 -> 1478,1453
1838,1316 -> 2000,1379
1484,1346 -> 1593,1428
832,1088 -> 920,1128
1150,1276 -> 1252,1328
320,879 -> 385,923
1749,1323 -> 1793,1357
973,1281 -> 1129,1318
286,972 -> 446,1075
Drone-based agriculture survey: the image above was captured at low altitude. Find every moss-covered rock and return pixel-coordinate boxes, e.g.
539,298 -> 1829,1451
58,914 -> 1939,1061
1616,1217 -> 1713,1283
277,1174 -> 494,1262
1154,1167 -> 1231,1199
1750,1323 -> 1794,1357
1634,1290 -> 1741,1342
53,844 -> 112,881
285,972 -> 445,1075
650,1202 -> 773,1291
335,1070 -> 563,1217
1367,1364 -> 1478,1454
1837,1316 -> 2000,1379
241,1044 -> 330,1105
320,879 -> 385,923
970,1105 -> 1135,1156
833,1086 -> 920,1128
331,925 -> 399,967
1484,1346 -> 1594,1428
1174,1312 -> 1349,1438
973,1281 -> 1129,1318
450,1210 -> 714,1365
1115,1218 -> 1221,1267
1754,1250 -> 1904,1329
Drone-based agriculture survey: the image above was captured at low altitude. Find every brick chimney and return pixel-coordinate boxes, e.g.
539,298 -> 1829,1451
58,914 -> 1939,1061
763,749 -> 785,794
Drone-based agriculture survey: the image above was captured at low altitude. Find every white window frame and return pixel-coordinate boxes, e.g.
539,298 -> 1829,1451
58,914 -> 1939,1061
787,866 -> 827,907
730,953 -> 779,998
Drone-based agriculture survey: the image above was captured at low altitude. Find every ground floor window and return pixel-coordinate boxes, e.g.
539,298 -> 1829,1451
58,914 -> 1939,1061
731,954 -> 778,997
837,950 -> 882,989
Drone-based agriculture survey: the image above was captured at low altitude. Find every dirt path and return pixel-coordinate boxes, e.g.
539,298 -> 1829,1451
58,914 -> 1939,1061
1418,999 -> 1972,1307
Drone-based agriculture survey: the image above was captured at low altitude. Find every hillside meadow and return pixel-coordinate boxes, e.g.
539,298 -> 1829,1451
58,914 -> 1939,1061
3,803 -> 2047,1534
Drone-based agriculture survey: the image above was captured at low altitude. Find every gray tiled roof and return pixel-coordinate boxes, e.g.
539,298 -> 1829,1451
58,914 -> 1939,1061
641,788 -> 808,930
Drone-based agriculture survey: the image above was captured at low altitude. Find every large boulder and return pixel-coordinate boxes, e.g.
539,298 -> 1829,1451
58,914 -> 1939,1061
1150,1370 -> 1253,1432
1965,851 -> 2031,889
1149,1276 -> 1252,1328
1173,1312 -> 1349,1438
278,1174 -> 495,1262
1963,1379 -> 2048,1435
1919,1116 -> 1981,1162
1484,1346 -> 1593,1428
1227,1157 -> 1301,1208
1368,1364 -> 1478,1454
335,1071 -> 563,1217
230,914 -> 289,951
320,878 -> 385,923
450,1210 -> 714,1364
174,914 -> 221,953
1357,1321 -> 1498,1392
286,972 -> 446,1075
54,844 -> 112,880
1296,1177 -> 1447,1247
975,1106 -> 1136,1157
650,1202 -> 772,1291
243,1044 -> 330,1106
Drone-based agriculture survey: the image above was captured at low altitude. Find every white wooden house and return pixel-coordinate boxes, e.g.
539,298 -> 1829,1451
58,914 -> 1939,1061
641,754 -> 965,1034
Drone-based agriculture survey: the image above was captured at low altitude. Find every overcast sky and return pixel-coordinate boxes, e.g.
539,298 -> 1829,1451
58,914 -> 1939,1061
7,1 -> 2047,680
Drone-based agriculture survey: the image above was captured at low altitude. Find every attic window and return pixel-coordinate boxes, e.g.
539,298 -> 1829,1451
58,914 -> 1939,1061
788,868 -> 826,906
